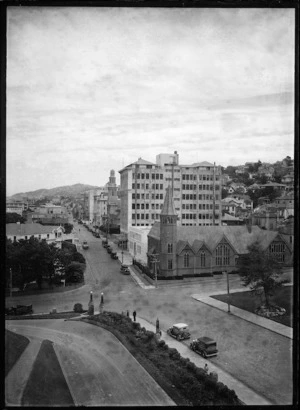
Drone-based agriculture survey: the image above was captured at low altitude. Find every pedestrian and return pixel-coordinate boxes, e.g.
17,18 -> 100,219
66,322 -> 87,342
156,318 -> 159,332
204,363 -> 209,374
133,310 -> 136,321
127,310 -> 129,317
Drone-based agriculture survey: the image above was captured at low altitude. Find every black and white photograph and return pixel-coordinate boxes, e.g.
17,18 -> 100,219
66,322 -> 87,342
4,3 -> 296,407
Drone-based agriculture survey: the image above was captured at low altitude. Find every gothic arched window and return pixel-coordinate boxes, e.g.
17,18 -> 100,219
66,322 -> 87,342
184,253 -> 189,268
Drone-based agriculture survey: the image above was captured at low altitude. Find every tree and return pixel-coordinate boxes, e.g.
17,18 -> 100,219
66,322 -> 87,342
63,223 -> 73,234
6,213 -> 26,224
238,241 -> 286,308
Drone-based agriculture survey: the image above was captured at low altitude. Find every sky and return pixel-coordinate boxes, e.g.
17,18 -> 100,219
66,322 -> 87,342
6,7 -> 295,196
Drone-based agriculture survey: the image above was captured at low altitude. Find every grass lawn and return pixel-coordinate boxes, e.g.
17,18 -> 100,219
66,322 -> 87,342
211,286 -> 293,327
5,330 -> 30,377
21,339 -> 74,406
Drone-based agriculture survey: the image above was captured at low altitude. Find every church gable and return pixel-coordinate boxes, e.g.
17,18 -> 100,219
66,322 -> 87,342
214,234 -> 237,255
177,241 -> 195,255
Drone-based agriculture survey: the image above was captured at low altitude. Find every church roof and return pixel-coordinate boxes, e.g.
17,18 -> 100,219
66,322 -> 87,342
160,186 -> 177,216
148,224 -> 289,254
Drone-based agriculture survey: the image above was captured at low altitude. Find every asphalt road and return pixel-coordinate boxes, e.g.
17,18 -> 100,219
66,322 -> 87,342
5,222 -> 294,405
5,319 -> 175,406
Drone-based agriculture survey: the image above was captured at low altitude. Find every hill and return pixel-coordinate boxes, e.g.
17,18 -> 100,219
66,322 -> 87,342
8,184 -> 101,201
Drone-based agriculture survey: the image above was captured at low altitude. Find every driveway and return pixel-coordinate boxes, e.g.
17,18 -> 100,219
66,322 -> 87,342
5,319 -> 175,406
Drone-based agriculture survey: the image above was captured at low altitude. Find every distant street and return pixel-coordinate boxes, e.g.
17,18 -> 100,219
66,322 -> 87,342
5,221 -> 294,405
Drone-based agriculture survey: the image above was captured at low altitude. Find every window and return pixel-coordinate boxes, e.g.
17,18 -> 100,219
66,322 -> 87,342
168,259 -> 173,269
184,253 -> 189,267
168,243 -> 173,253
269,242 -> 286,262
216,244 -> 230,266
200,251 -> 206,267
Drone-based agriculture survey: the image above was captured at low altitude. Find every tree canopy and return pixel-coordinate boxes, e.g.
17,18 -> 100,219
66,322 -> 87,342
6,213 -> 26,224
6,237 -> 86,290
238,241 -> 286,307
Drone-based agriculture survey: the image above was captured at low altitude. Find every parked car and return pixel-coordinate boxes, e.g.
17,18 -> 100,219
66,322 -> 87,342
190,337 -> 218,358
167,323 -> 191,341
107,247 -> 112,254
120,264 -> 130,275
95,233 -> 100,238
111,251 -> 118,259
5,304 -> 33,316
82,241 -> 89,249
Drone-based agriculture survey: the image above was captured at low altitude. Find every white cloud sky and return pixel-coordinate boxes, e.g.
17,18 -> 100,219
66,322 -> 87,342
6,7 -> 295,196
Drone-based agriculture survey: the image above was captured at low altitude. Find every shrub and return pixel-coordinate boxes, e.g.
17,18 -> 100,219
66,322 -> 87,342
132,322 -> 141,330
157,339 -> 166,348
168,348 -> 181,360
73,303 -> 83,313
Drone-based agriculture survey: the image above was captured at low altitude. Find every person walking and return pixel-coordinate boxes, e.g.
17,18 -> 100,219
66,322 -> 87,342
127,310 -> 129,317
204,363 -> 209,374
156,318 -> 159,332
133,310 -> 136,322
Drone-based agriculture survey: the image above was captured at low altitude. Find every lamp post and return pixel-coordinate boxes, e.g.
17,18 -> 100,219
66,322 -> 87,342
99,292 -> 104,313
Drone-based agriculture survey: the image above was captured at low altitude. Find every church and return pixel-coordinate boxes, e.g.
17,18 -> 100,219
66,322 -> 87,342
147,187 -> 293,279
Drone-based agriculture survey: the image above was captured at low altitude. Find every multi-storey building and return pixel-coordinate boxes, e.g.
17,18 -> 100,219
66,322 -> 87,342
119,151 -> 222,236
87,170 -> 120,229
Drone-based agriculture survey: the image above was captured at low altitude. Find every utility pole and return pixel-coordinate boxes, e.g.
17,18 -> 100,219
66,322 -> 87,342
10,268 -> 12,298
151,253 -> 159,288
225,271 -> 231,313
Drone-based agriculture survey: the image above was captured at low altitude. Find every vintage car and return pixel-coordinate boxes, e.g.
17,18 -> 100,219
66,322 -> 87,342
5,304 -> 33,316
95,233 -> 100,238
190,337 -> 218,358
82,241 -> 89,249
106,246 -> 112,254
102,241 -> 109,247
111,251 -> 118,259
167,323 -> 191,340
120,264 -> 130,275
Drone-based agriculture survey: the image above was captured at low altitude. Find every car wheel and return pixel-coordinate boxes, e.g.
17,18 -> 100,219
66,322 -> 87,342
203,352 -> 207,358
176,335 -> 181,341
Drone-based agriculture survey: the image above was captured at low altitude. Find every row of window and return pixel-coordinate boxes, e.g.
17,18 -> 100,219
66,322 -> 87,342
132,214 -> 160,220
182,184 -> 220,190
133,173 -> 164,180
132,203 -> 162,210
132,193 -> 164,200
182,214 -> 219,219
182,194 -> 219,200
182,204 -> 220,210
132,183 -> 164,190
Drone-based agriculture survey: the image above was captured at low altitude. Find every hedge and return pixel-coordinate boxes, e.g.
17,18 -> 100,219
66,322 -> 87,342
80,311 -> 241,406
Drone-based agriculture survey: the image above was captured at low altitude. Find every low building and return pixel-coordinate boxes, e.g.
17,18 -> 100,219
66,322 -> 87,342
6,222 -> 79,249
128,226 -> 151,264
6,223 -> 64,245
147,187 -> 293,279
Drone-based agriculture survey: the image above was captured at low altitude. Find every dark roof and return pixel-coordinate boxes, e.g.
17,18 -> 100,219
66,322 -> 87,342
6,223 -> 60,236
148,224 -> 287,254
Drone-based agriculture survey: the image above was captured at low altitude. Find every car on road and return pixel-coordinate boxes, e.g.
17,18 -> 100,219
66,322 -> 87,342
107,246 -> 112,254
167,323 -> 191,341
95,233 -> 100,238
120,264 -> 130,275
111,251 -> 118,259
82,241 -> 89,249
190,337 -> 218,358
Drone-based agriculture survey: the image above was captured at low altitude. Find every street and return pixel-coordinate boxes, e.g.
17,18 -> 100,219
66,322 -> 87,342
5,221 -> 294,405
